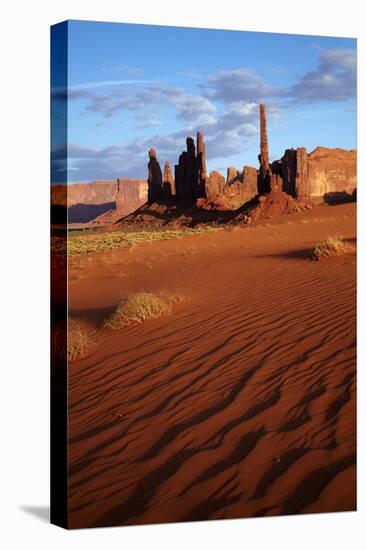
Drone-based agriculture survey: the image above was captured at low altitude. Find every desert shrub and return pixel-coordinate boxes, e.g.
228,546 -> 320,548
67,226 -> 222,257
52,320 -> 95,361
311,237 -> 352,260
104,292 -> 179,329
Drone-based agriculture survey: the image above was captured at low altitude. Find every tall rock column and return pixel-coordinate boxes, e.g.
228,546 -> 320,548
174,131 -> 208,201
196,131 -> 207,198
258,103 -> 271,194
147,148 -> 163,203
185,137 -> 197,198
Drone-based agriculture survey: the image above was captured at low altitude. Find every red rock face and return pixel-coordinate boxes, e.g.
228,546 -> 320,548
307,147 -> 356,199
205,171 -> 225,201
52,180 -> 118,207
223,165 -> 258,203
51,179 -> 148,223
270,173 -> 283,193
115,179 -> 148,215
226,166 -> 241,186
163,161 -> 175,196
277,146 -> 356,201
295,147 -> 308,200
242,166 -> 259,198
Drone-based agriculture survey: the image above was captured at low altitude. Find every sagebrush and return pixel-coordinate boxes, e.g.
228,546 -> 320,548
104,292 -> 179,329
52,320 -> 95,360
311,237 -> 353,260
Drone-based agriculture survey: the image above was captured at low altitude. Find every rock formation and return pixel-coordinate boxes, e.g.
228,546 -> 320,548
280,149 -> 296,196
142,103 -> 356,212
269,173 -> 283,193
223,165 -> 258,203
273,145 -> 356,201
163,161 -> 175,197
237,190 -> 311,225
258,103 -> 271,194
226,167 -> 241,186
196,131 -> 207,197
242,166 -> 259,199
186,137 -> 197,198
147,148 -> 163,202
307,147 -> 356,200
295,147 -> 308,200
51,179 -> 148,223
175,152 -> 188,200
205,171 -> 225,201
115,179 -> 149,215
174,132 -> 208,201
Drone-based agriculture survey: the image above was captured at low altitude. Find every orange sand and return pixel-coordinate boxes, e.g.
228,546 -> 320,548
67,202 -> 356,528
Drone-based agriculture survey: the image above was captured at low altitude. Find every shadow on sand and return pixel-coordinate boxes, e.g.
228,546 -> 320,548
117,198 -> 243,228
252,238 -> 356,262
323,190 -> 356,205
69,306 -> 116,327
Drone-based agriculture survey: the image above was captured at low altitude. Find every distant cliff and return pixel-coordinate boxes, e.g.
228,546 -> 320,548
307,147 -> 356,199
51,179 -> 148,223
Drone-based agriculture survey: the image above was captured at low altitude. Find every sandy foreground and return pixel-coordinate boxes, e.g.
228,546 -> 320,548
67,202 -> 356,528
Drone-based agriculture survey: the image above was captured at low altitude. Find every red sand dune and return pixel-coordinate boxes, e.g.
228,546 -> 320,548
67,202 -> 356,528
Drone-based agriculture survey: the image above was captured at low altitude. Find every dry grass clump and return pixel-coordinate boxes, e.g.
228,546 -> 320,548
66,226 -> 222,257
311,237 -> 353,260
104,291 -> 179,329
52,320 -> 96,361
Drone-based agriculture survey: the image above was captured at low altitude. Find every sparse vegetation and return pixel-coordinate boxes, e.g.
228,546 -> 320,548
104,292 -> 179,329
52,226 -> 223,257
52,320 -> 96,361
311,237 -> 353,260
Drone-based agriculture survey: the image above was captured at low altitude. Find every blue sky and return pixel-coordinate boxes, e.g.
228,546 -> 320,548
51,20 -> 356,183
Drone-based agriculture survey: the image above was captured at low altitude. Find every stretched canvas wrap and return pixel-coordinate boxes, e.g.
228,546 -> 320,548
50,20 -> 357,529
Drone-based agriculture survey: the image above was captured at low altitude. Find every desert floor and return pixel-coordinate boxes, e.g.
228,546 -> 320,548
67,202 -> 356,528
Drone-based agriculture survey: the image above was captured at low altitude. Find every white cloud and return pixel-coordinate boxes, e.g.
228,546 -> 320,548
287,48 -> 356,102
134,112 -> 161,129
169,92 -> 216,122
79,84 -> 217,123
203,68 -> 274,103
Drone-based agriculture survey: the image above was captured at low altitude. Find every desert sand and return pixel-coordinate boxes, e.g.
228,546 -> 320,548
67,202 -> 356,528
